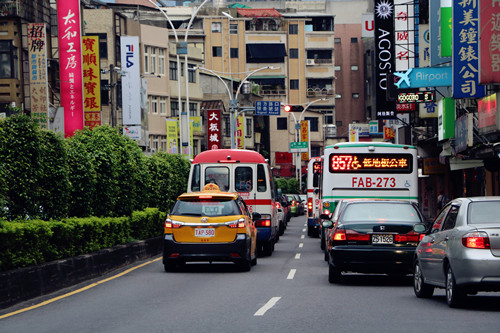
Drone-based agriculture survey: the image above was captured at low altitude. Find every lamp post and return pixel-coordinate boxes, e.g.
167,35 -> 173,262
148,0 -> 209,157
287,98 -> 328,183
195,66 -> 278,149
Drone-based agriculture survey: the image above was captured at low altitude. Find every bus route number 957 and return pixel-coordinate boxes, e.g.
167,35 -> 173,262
352,177 -> 396,188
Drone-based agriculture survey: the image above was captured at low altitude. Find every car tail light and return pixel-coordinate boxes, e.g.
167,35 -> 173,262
164,219 -> 182,229
333,229 -> 346,241
228,218 -> 246,228
346,229 -> 370,241
394,231 -> 421,243
292,200 -> 296,206
276,202 -> 281,209
256,219 -> 271,227
307,198 -> 313,213
462,232 -> 491,249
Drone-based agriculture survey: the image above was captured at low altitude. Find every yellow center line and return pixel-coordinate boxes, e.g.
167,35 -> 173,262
0,257 -> 162,320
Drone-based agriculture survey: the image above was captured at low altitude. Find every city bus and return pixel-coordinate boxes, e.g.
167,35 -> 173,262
306,156 -> 323,237
187,149 -> 279,256
322,142 -> 418,215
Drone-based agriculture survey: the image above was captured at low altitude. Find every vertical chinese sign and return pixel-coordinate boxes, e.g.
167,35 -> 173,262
374,0 -> 397,119
120,36 -> 141,125
394,0 -> 415,71
479,0 -> 500,84
28,23 -> 49,130
166,119 -> 179,154
57,0 -> 84,137
300,120 -> 310,161
82,36 -> 101,129
452,0 -> 486,99
207,109 -> 221,150
236,114 -> 244,149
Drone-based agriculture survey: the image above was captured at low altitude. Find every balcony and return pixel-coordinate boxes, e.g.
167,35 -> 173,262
307,88 -> 334,97
306,59 -> 333,66
0,0 -> 50,24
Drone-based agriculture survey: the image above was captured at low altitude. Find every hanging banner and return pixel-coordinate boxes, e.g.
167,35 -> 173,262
440,0 -> 452,58
166,119 -> 179,154
207,109 -> 221,150
120,36 -> 141,125
452,0 -> 486,99
374,0 -> 397,119
430,0 -> 452,66
57,0 -> 84,137
479,0 -> 500,84
236,114 -> 245,149
419,24 -> 431,67
301,120 -> 310,161
82,36 -> 101,129
28,23 -> 49,130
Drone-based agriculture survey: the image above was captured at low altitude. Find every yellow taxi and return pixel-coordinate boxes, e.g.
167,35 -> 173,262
163,184 -> 259,271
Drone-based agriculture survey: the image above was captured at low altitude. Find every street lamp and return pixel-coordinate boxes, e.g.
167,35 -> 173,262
194,66 -> 279,149
148,0 -> 209,157
285,98 -> 328,182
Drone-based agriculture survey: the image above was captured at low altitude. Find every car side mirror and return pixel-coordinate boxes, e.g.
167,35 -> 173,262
322,220 -> 333,229
320,213 -> 331,220
413,223 -> 427,234
252,212 -> 262,220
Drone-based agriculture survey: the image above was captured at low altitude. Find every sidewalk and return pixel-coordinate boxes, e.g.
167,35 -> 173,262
0,237 -> 163,310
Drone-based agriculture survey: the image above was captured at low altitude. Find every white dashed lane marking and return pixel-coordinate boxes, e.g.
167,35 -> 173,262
287,269 -> 296,280
254,297 -> 281,316
295,253 -> 301,259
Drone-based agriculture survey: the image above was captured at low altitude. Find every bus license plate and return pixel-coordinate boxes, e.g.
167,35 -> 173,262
195,228 -> 215,237
372,234 -> 393,244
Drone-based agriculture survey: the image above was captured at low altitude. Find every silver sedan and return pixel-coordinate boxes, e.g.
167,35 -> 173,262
412,197 -> 500,307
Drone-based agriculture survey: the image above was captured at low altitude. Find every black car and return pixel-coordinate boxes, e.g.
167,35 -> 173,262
324,199 -> 426,283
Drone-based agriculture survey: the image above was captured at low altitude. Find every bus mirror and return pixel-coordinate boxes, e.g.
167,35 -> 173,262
252,212 -> 262,220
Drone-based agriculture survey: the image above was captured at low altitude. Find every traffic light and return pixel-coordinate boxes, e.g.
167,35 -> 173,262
283,105 -> 304,112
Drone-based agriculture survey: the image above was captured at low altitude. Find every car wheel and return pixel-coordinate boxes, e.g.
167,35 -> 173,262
324,249 -> 328,262
320,235 -> 325,250
279,222 -> 285,236
307,226 -> 314,237
413,260 -> 434,298
251,255 -> 257,266
446,265 -> 465,308
164,261 -> 177,272
328,262 -> 342,284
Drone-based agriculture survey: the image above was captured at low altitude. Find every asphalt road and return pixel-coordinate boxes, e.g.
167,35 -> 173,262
1,215 -> 500,333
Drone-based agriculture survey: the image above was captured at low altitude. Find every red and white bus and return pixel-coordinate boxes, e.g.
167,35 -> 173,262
306,156 -> 323,237
188,149 -> 279,256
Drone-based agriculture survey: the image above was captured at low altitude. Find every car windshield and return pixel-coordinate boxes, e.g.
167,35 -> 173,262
468,202 -> 500,224
171,198 -> 241,217
340,202 -> 421,223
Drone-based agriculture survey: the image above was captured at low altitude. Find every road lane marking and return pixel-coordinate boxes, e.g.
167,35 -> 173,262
302,228 -> 306,232
287,269 -> 296,280
299,243 -> 303,248
301,235 -> 305,239
295,253 -> 301,259
0,257 -> 162,320
254,297 -> 281,316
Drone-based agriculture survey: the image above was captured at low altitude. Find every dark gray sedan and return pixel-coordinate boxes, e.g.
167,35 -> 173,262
413,197 -> 500,307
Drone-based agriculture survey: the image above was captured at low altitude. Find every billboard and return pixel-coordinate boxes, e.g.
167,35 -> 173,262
206,109 -> 221,150
120,36 -> 141,125
479,0 -> 500,84
82,36 -> 101,129
57,0 -> 84,137
28,23 -> 49,130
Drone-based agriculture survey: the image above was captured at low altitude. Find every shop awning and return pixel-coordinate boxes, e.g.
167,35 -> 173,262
449,157 -> 484,171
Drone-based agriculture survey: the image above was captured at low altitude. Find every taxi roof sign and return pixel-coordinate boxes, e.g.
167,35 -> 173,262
203,183 -> 221,192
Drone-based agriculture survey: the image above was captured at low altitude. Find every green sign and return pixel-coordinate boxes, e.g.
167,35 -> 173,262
440,3 -> 452,58
290,141 -> 308,152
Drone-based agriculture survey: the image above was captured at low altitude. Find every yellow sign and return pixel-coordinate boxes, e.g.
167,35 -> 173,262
236,115 -> 245,149
82,36 -> 101,128
166,119 -> 178,154
301,120 -> 309,161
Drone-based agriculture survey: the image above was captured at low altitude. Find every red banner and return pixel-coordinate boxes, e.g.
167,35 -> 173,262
480,0 -> 500,84
207,109 -> 221,150
57,0 -> 84,137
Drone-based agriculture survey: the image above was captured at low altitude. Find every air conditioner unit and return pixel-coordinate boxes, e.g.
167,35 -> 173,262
306,59 -> 315,66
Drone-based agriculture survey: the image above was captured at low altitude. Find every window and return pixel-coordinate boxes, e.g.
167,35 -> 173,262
171,101 -> 179,117
205,166 -> 229,191
158,49 -> 165,75
224,116 -> 230,136
169,61 -> 177,80
0,40 -> 17,78
211,22 -> 222,32
151,135 -> 159,152
151,47 -> 157,74
188,64 -> 196,83
289,48 -> 299,59
160,136 -> 167,152
335,94 -> 342,99
334,65 -> 341,71
289,24 -> 298,34
351,37 -> 358,43
352,93 -> 360,99
212,46 -> 222,57
351,65 -> 359,71
189,102 -> 197,117
230,24 -> 238,34
257,165 -> 267,192
90,33 -> 108,59
230,48 -> 238,58
160,97 -> 167,114
305,117 -> 319,132
151,96 -> 158,114
245,118 -> 252,137
144,46 -> 150,73
235,167 -> 253,191
277,117 -> 287,130
191,164 -> 200,191
336,121 -> 343,127
290,79 -> 299,90
101,80 -> 109,105
334,38 -> 341,44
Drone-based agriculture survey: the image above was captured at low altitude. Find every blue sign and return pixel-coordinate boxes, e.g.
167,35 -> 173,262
452,1 -> 486,99
394,67 -> 452,89
255,101 -> 281,116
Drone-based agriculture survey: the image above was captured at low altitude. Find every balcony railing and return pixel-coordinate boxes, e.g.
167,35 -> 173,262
260,90 -> 286,96
307,88 -> 334,97
306,59 -> 333,66
0,0 -> 50,23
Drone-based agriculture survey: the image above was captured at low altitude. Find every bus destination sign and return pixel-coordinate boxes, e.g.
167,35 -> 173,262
397,91 -> 434,104
329,153 -> 413,174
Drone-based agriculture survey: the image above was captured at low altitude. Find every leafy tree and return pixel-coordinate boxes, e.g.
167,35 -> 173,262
287,178 -> 300,194
275,177 -> 288,194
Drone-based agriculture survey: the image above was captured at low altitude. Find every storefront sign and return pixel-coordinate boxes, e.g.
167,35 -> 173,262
440,0 -> 453,57
438,97 -> 455,141
120,36 -> 141,125
430,0 -> 451,66
206,109 -> 221,150
394,66 -> 452,88
82,36 -> 101,129
479,0 -> 500,84
28,23 -> 49,130
477,93 -> 500,134
395,0 -> 415,71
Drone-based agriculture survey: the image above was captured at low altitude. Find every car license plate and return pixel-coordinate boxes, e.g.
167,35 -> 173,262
194,228 -> 215,237
372,234 -> 393,244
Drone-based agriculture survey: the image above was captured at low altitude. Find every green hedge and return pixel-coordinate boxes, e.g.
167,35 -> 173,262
0,208 -> 166,272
